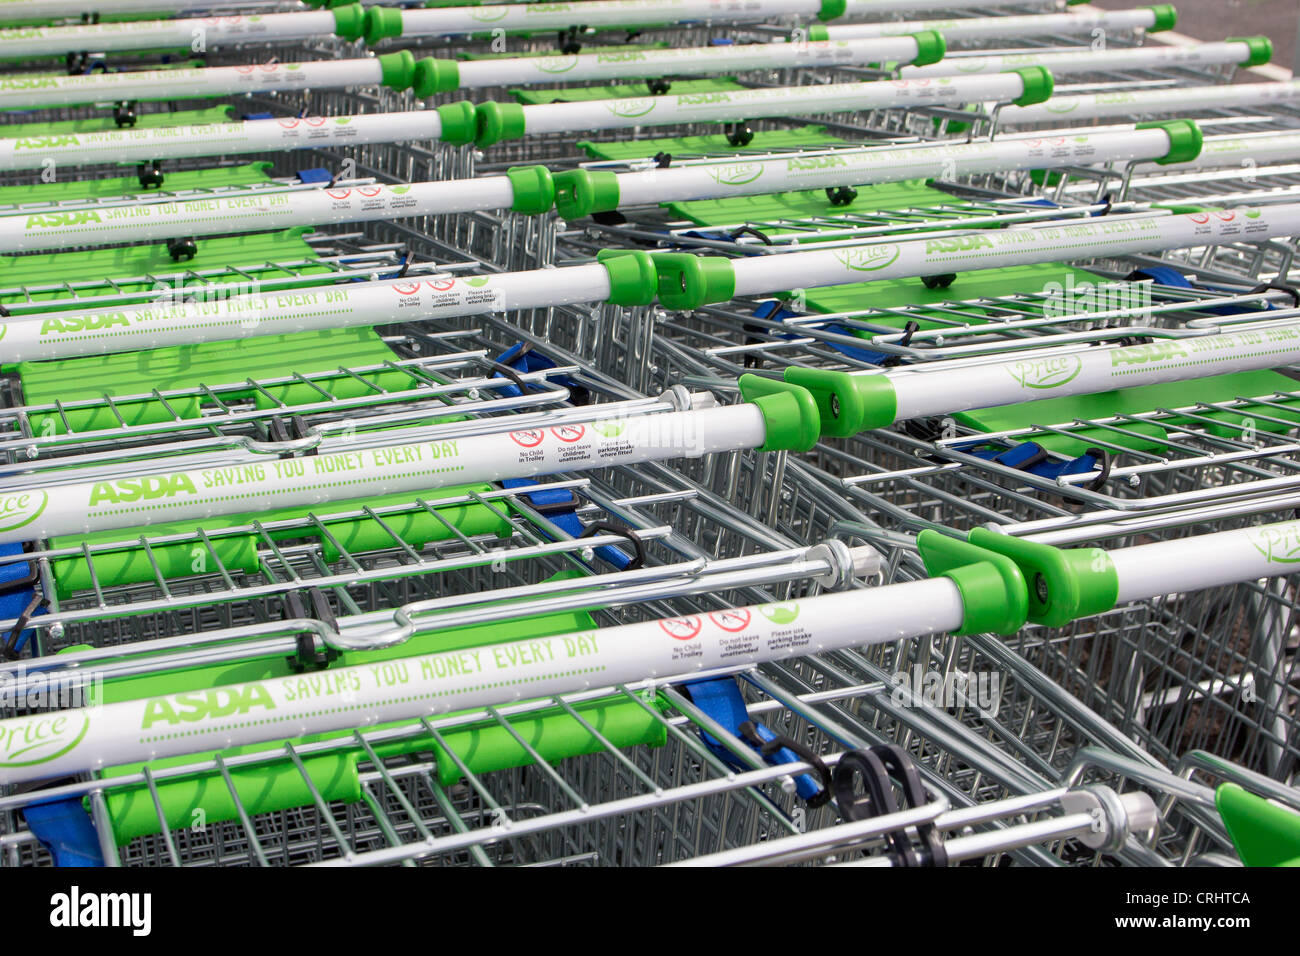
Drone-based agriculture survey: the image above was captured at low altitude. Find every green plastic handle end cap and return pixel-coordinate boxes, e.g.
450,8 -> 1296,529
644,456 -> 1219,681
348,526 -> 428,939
816,0 -> 846,22
804,24 -> 830,42
412,57 -> 460,97
909,30 -> 946,68
1009,66 -> 1053,107
650,253 -> 735,310
331,3 -> 366,42
1138,119 -> 1202,165
475,102 -> 526,148
553,169 -> 620,220
596,249 -> 658,307
736,374 -> 822,453
506,165 -> 555,215
376,50 -> 417,91
434,101 -> 477,145
782,367 -> 897,438
1144,4 -> 1177,32
1216,782 -> 1300,867
965,528 -> 1119,628
916,531 -> 1028,636
363,6 -> 404,44
1229,36 -> 1273,67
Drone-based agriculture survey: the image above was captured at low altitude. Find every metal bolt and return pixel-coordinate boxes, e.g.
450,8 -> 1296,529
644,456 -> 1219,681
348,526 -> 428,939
1034,573 -> 1049,605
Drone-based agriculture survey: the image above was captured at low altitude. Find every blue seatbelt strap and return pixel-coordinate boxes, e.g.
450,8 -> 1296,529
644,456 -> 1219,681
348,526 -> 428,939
752,300 -> 901,364
682,676 -> 828,804
0,543 -> 44,659
23,797 -> 105,867
966,441 -> 1103,482
500,478 -> 634,570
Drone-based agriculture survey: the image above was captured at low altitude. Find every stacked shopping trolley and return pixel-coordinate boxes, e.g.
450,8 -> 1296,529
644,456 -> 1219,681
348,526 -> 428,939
0,0 -> 1296,869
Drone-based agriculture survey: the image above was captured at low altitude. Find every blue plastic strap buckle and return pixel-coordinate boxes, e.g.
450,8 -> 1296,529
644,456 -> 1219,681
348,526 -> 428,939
681,676 -> 830,805
296,167 -> 335,185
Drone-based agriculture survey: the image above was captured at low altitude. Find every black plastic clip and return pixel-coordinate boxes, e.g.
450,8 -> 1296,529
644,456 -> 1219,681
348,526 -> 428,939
738,721 -> 832,808
3,594 -> 49,662
283,588 -> 340,673
112,101 -> 138,129
728,225 -> 771,245
832,744 -> 948,866
1081,446 -> 1111,492
921,273 -> 956,290
577,521 -> 645,570
724,123 -> 754,147
1249,280 -> 1300,309
646,77 -> 672,95
557,26 -> 584,54
65,51 -> 89,75
881,320 -> 920,368
269,415 -> 317,458
166,237 -> 197,262
825,185 -> 858,207
653,151 -> 673,169
137,161 -> 164,190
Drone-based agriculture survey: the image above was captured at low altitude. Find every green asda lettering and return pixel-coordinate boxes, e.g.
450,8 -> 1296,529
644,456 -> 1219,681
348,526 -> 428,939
13,135 -> 79,150
926,235 -> 995,254
88,474 -> 199,507
1110,341 -> 1189,367
25,211 -> 102,229
40,313 -> 130,336
141,686 -> 276,729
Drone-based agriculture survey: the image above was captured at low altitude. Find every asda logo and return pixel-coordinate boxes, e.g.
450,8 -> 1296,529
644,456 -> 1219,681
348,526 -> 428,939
142,686 -> 275,729
0,77 -> 58,90
1248,522 -> 1300,564
534,55 -> 579,74
13,135 -> 79,150
677,92 -> 732,105
25,211 -> 102,230
835,244 -> 900,273
0,490 -> 47,534
787,155 -> 847,171
525,3 -> 573,12
596,51 -> 647,63
1045,101 -> 1079,114
0,712 -> 88,768
88,474 -> 198,506
705,163 -> 762,186
926,235 -> 994,255
606,98 -> 656,118
1110,341 -> 1188,368
40,313 -> 130,336
758,603 -> 800,625
1008,354 -> 1082,390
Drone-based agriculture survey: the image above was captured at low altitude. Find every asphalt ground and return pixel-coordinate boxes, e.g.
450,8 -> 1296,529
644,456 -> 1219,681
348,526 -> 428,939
1091,0 -> 1299,73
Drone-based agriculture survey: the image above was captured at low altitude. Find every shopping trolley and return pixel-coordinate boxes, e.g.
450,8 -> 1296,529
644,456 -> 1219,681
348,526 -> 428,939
2,0 -> 1299,870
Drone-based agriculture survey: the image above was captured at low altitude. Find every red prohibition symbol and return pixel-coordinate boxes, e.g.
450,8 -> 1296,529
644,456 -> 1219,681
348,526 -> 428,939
660,617 -> 703,641
510,429 -> 545,448
709,609 -> 751,632
550,424 -> 586,443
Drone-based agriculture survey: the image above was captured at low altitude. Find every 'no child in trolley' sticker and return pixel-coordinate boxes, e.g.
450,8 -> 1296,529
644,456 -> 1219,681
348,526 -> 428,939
510,429 -> 545,448
659,617 -> 702,641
